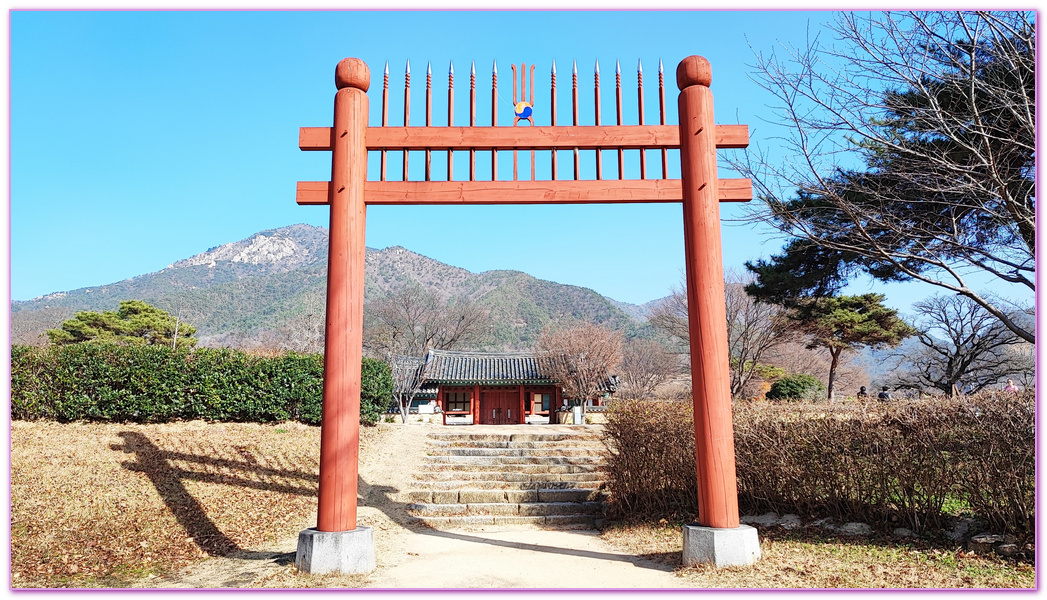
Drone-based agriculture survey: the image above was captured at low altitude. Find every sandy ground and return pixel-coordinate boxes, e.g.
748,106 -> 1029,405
139,422 -> 690,589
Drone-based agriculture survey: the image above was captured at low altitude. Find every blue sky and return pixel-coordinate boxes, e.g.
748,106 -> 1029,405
8,9 -> 1027,314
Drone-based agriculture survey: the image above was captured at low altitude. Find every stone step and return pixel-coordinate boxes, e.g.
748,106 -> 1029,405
431,440 -> 606,450
427,433 -> 601,443
429,447 -> 600,458
415,470 -> 605,483
407,488 -> 606,504
412,475 -> 603,487
408,501 -> 605,517
427,455 -> 600,466
412,514 -> 601,530
426,463 -> 602,474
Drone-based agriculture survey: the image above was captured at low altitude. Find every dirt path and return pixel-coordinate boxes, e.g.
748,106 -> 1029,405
140,423 -> 689,589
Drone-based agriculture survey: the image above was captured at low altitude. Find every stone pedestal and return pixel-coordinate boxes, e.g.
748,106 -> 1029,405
682,523 -> 761,568
295,526 -> 375,575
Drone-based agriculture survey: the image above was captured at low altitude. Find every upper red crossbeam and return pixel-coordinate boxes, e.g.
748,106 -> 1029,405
296,124 -> 751,206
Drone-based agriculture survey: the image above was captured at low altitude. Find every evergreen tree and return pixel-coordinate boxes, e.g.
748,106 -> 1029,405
47,300 -> 197,348
738,11 -> 1034,342
790,294 -> 915,401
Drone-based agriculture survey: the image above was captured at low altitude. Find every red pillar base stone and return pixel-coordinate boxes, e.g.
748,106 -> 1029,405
682,523 -> 761,568
295,526 -> 376,575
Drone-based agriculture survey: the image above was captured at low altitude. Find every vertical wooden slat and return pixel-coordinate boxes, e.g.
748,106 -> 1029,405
529,63 -> 535,181
511,63 -> 519,182
572,61 -> 579,180
425,62 -> 432,182
381,62 -> 388,181
637,59 -> 647,180
659,58 -> 668,179
469,62 -> 476,181
550,60 -> 557,180
403,60 -> 410,180
491,60 -> 498,181
447,61 -> 454,181
594,60 -> 602,180
615,60 -> 624,180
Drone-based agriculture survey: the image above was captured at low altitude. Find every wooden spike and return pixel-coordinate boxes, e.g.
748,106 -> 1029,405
403,60 -> 411,180
447,61 -> 454,181
381,61 -> 389,181
550,60 -> 557,180
492,61 -> 498,180
425,61 -> 432,181
637,59 -> 646,179
615,59 -> 623,179
659,58 -> 667,179
594,60 -> 602,180
572,60 -> 579,180
470,61 -> 476,181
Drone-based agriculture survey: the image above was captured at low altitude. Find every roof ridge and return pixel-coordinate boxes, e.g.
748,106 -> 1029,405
428,349 -> 539,357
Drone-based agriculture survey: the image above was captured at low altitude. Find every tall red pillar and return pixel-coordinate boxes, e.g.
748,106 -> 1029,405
317,57 -> 369,533
676,56 -> 740,529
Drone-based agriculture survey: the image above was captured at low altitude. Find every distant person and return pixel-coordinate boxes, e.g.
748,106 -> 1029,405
856,386 -> 868,400
877,386 -> 892,401
1004,379 -> 1020,394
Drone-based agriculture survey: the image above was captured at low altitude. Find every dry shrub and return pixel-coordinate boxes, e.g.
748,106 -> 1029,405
604,392 -> 1033,537
603,400 -> 697,520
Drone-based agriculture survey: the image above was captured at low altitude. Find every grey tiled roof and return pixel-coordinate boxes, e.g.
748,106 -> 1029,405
423,349 -> 557,385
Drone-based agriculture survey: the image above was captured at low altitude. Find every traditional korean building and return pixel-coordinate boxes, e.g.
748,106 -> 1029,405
395,349 -> 618,425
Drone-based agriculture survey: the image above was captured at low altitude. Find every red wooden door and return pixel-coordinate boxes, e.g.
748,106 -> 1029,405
482,390 -> 517,425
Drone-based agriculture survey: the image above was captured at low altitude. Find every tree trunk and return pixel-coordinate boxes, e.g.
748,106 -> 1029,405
826,347 -> 842,402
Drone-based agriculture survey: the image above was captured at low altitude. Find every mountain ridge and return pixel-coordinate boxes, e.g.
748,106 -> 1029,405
12,224 -> 665,350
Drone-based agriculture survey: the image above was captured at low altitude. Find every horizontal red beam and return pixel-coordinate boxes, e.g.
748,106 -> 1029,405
296,179 -> 752,206
299,124 -> 749,152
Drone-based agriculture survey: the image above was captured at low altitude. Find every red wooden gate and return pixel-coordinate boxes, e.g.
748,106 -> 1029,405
297,55 -> 748,535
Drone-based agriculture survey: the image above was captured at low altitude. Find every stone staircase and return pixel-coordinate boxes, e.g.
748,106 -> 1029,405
407,430 -> 609,529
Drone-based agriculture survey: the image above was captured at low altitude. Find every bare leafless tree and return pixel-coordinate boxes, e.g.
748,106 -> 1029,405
734,11 -> 1035,343
723,270 -> 800,397
364,285 -> 491,423
647,272 -> 798,398
646,285 -> 690,356
890,294 -> 1027,396
363,285 -> 491,359
618,338 -> 679,400
537,323 -> 622,417
389,355 -> 430,425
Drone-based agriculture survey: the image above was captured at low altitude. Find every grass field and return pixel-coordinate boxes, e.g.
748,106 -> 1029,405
10,421 -> 1035,589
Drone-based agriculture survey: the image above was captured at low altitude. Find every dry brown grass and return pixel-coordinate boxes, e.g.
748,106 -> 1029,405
602,521 -> 1035,589
10,420 -> 383,588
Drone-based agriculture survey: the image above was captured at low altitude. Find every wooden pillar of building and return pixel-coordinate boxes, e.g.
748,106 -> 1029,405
676,56 -> 740,530
472,384 -> 481,424
317,58 -> 370,533
552,386 -> 563,425
518,385 -> 526,424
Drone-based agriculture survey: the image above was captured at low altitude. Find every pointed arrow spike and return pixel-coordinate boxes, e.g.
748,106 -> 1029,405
449,60 -> 454,75
594,59 -> 600,74
572,60 -> 577,75
658,58 -> 663,74
615,60 -> 621,74
406,59 -> 411,74
426,61 -> 432,76
637,59 -> 643,73
384,61 -> 389,75
551,59 -> 556,74
470,61 -> 475,76
492,60 -> 497,74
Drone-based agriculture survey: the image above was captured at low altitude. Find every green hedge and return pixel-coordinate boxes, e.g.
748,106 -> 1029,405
11,343 -> 391,426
